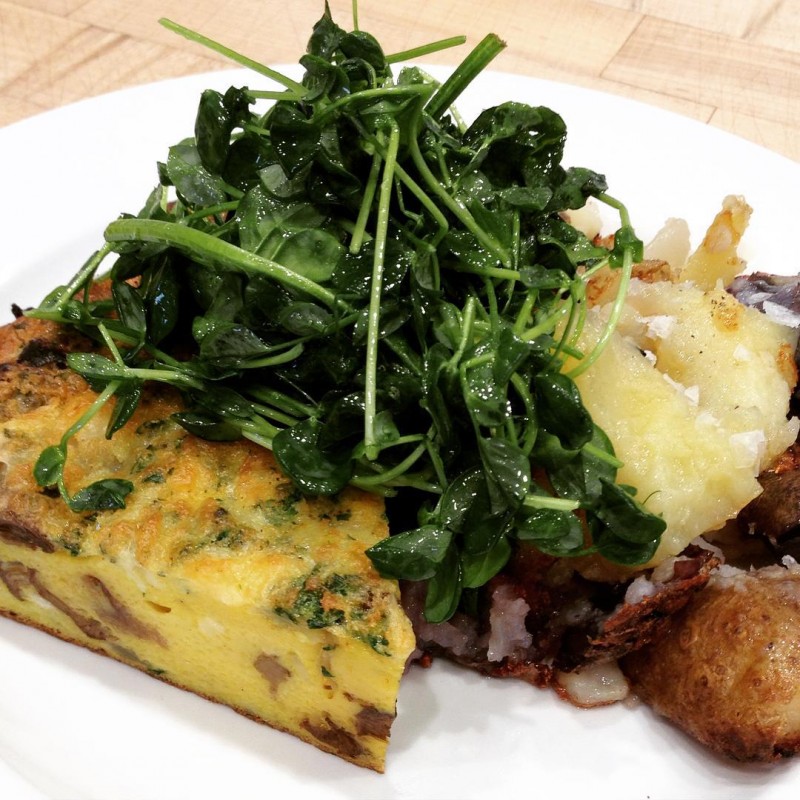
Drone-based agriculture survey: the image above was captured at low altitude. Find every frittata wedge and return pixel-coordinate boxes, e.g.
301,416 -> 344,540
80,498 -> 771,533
0,313 -> 415,771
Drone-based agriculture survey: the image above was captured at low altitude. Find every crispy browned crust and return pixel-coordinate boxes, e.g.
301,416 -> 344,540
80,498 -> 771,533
579,549 -> 719,665
622,567 -> 800,762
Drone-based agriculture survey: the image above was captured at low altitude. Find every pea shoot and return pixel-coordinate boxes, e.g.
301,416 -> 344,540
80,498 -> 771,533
29,4 -> 665,622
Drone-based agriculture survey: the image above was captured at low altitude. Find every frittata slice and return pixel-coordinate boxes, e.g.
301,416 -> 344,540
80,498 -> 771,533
0,314 -> 416,771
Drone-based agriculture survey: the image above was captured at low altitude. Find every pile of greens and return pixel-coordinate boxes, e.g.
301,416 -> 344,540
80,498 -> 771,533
30,5 -> 665,622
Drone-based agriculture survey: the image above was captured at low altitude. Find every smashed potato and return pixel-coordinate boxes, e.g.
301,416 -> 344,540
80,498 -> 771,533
568,195 -> 799,576
573,274 -> 798,571
622,564 -> 800,762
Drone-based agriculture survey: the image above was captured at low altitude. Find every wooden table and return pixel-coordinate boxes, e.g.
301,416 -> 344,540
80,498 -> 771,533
1,0 -> 798,161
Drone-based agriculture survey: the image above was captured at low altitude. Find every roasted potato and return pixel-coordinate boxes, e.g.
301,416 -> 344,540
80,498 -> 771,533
622,564 -> 800,761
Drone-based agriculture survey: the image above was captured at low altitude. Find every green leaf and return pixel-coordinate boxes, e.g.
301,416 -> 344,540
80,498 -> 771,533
463,102 -> 566,180
111,281 -> 147,340
498,185 -> 552,211
272,228 -> 344,283
537,218 -> 609,270
492,323 -> 531,386
548,166 -> 608,211
435,468 -> 483,529
462,347 -> 507,427
595,477 -> 667,545
300,53 -> 350,102
34,445 -> 65,487
306,6 -> 347,61
461,535 -> 512,588
366,524 -> 452,581
172,411 -> 242,442
534,371 -> 594,451
236,184 -> 326,258
548,425 -> 617,505
106,381 -> 144,438
142,259 -> 180,345
272,419 -> 353,495
516,507 -> 585,557
67,353 -> 130,383
610,224 -> 644,268
268,104 -> 320,177
166,139 -> 229,207
277,301 -> 333,336
531,430 -> 580,470
68,479 -> 134,512
194,319 -> 273,364
193,385 -> 255,421
424,544 -> 463,623
480,437 -> 531,513
195,86 -> 251,175
595,530 -> 660,566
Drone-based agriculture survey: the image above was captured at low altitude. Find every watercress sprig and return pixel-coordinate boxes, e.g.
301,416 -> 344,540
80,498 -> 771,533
29,4 -> 665,622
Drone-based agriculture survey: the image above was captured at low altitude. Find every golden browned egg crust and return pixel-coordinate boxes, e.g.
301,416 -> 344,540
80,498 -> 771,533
0,314 -> 416,771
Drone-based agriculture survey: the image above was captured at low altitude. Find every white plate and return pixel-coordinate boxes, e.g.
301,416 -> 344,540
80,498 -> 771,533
1,66 -> 799,800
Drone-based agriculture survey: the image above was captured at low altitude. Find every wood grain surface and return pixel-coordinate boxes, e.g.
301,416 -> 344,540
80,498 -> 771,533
0,0 -> 798,160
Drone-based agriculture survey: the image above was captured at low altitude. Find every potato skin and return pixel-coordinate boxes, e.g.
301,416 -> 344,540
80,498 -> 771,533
622,566 -> 800,762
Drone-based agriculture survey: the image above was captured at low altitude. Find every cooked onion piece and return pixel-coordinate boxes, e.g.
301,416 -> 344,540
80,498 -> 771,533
556,661 -> 630,708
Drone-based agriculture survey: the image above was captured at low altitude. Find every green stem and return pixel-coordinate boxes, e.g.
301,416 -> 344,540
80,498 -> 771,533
364,118 -> 401,461
582,441 -> 623,469
104,218 -> 342,310
246,90 -> 305,103
314,84 -> 434,126
523,494 -> 580,512
391,161 -> 450,245
240,342 -> 305,369
241,429 -> 275,451
97,323 -> 125,364
127,367 -> 205,390
425,33 -> 506,122
245,386 -> 315,418
567,194 -> 637,379
510,373 -> 538,455
183,201 -> 239,222
521,301 -> 572,342
350,148 -> 383,254
513,292 -> 537,335
449,264 -> 521,281
449,296 -> 477,368
248,402 -> 299,428
353,112 -> 450,246
483,277 -> 499,331
355,442 -> 428,486
548,294 -> 577,366
567,251 -> 630,380
385,36 -> 467,64
407,102 -> 511,267
159,18 -> 306,93
60,381 -> 120,447
37,244 -> 112,313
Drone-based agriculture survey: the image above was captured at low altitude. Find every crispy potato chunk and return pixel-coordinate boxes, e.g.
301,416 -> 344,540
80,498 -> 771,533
622,564 -> 800,761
